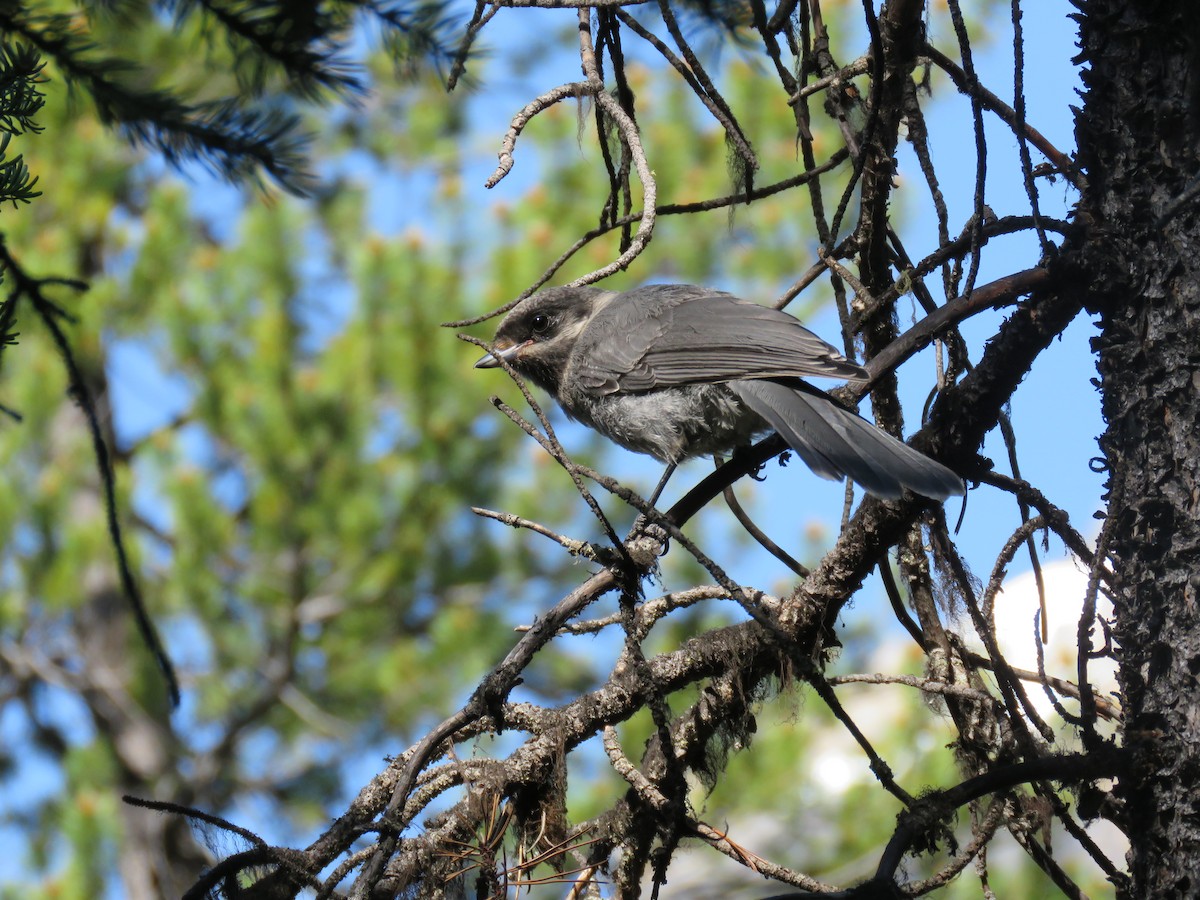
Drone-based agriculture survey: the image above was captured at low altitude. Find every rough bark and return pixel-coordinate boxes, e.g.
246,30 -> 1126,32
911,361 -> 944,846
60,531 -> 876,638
1075,1 -> 1200,895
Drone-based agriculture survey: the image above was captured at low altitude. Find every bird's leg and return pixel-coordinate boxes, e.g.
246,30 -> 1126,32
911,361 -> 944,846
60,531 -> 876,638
647,462 -> 677,508
729,443 -> 770,480
625,463 -> 676,561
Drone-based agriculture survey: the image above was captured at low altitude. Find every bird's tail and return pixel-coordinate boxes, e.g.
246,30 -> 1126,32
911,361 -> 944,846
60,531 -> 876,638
731,380 -> 964,500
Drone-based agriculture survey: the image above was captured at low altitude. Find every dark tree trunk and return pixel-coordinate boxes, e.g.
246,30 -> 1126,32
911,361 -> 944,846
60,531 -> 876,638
1076,1 -> 1200,895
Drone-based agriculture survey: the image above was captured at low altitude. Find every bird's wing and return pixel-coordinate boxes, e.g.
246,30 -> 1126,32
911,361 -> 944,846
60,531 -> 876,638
572,285 -> 865,394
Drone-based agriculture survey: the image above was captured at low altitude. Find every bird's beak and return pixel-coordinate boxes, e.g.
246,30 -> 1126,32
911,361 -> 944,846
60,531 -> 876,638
474,339 -> 526,369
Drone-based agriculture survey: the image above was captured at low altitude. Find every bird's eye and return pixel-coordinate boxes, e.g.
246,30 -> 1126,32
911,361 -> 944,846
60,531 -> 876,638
530,313 -> 551,334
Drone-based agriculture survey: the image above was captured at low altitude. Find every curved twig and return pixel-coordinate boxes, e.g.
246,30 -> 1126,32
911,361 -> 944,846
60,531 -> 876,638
486,81 -> 595,188
570,10 -> 657,286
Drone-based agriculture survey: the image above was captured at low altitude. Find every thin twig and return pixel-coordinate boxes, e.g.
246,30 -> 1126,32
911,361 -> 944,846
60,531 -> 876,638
472,507 -> 601,561
0,239 -> 181,707
827,672 -> 996,703
572,9 -> 657,286
615,8 -> 757,175
446,1 -> 501,91
717,456 -> 808,576
486,81 -> 595,188
788,55 -> 872,103
444,152 -> 848,327
924,43 -> 1079,189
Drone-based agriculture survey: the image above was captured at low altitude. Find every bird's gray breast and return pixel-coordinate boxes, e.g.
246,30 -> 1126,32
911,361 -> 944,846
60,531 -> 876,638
556,381 -> 768,463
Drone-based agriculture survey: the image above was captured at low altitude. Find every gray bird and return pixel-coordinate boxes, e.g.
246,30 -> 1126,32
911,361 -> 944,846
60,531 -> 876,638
475,284 -> 964,501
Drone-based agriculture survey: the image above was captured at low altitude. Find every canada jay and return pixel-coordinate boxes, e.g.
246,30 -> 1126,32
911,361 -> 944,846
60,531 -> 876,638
475,284 -> 963,500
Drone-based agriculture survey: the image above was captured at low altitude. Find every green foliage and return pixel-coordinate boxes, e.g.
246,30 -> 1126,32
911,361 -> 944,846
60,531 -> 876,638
0,15 -> 851,889
0,0 -> 461,193
0,40 -> 45,134
0,41 -> 44,210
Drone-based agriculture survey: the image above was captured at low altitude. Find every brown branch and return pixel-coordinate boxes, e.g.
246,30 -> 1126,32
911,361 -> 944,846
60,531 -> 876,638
860,266 -> 1050,390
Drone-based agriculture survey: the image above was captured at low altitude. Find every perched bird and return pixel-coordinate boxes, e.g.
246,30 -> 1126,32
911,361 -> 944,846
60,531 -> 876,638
475,284 -> 963,501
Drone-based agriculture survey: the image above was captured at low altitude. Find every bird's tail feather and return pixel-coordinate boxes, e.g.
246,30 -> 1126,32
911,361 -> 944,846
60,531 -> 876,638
731,381 -> 964,500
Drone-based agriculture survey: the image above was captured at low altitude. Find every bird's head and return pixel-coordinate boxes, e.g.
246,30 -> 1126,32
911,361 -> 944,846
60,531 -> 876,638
475,286 -> 614,394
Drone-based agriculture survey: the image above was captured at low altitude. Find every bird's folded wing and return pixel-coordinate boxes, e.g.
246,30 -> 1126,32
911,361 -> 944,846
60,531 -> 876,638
572,287 -> 866,393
